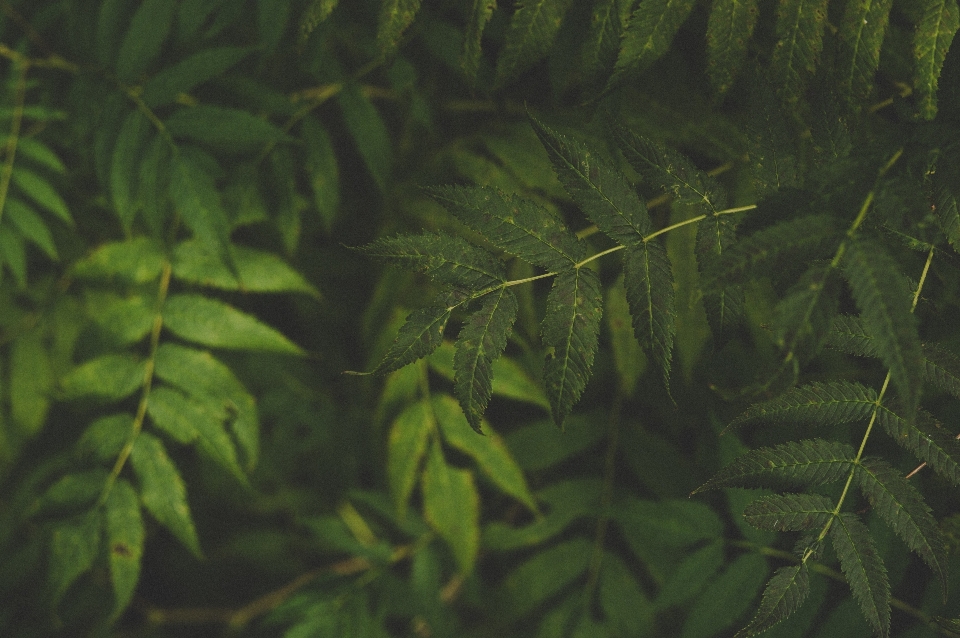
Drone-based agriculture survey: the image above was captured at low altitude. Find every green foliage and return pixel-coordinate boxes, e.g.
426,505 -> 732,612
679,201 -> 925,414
4,2 -> 960,637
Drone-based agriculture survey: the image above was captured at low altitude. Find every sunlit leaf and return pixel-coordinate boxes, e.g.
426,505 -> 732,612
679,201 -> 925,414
60,354 -> 145,401
421,440 -> 480,574
387,400 -> 432,514
72,237 -> 165,283
104,479 -> 144,617
163,294 -> 302,354
49,510 -> 102,604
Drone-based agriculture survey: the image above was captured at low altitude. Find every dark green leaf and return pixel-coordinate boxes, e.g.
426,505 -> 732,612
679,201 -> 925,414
770,0 -> 829,103
875,402 -> 960,485
429,185 -> 584,271
421,439 -> 480,574
495,537 -> 592,620
494,0 -> 574,88
116,0 -> 175,81
5,199 -> 56,259
130,431 -> 202,556
606,274 -> 647,395
735,564 -> 810,638
104,479 -> 144,617
0,225 -> 26,286
922,341 -> 960,398
693,439 -> 857,493
826,313 -> 881,358
169,148 -> 232,267
623,241 -> 675,389
453,288 -> 518,432
301,115 -> 340,233
599,552 -> 655,637
359,231 -> 505,290
611,0 -> 698,86
531,116 -> 651,242
60,354 -> 145,401
505,413 -> 604,470
913,0 -> 960,120
142,47 -> 253,107
461,0 -> 496,86
843,238 -> 923,421
429,341 -> 549,409
12,167 -> 72,225
697,214 -> 743,341
10,329 -> 53,434
830,512 -> 890,638
17,138 -> 66,174
855,457 -> 948,591
376,0 -> 422,56
137,134 -> 172,236
727,380 -> 878,430
163,293 -> 303,354
49,510 -> 102,603
706,0 -> 760,96
836,0 -> 893,109
681,553 -> 768,638
615,497 -> 724,551
657,541 -> 725,608
542,267 -> 603,427
165,105 -> 292,153
370,292 -> 461,374
110,111 -> 150,230
773,265 -> 840,363
387,400 -> 432,514
581,0 -> 622,81
338,80 -> 392,190
742,493 -> 835,531
483,479 -> 601,550
38,469 -> 109,515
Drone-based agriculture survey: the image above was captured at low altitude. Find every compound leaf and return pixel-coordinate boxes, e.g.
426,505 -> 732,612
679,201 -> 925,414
612,0 -> 697,85
542,267 -> 603,427
770,0 -> 829,103
104,479 -> 144,617
855,457 -> 949,592
429,186 -> 584,271
826,313 -> 882,358
358,231 -> 506,290
915,0 -> 960,119
693,439 -> 856,493
836,0 -> 893,109
454,288 -> 518,432
830,512 -> 890,638
876,402 -> 960,485
421,440 -> 480,574
494,0 -> 574,88
742,493 -> 835,531
706,0 -> 760,97
623,241 -> 675,390
531,116 -> 650,243
369,290 -> 462,375
734,563 -> 810,638
727,380 -> 878,430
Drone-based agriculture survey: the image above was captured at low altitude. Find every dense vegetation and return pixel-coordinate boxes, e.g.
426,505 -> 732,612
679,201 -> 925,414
2,0 -> 960,636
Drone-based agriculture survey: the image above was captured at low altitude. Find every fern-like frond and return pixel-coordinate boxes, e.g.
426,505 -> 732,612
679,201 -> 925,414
358,231 -> 505,290
876,402 -> 960,486
623,241 -> 675,390
922,341 -> 960,398
542,268 -> 603,427
825,314 -> 881,358
461,0 -> 497,87
429,186 -> 584,272
706,0 -> 760,97
842,238 -> 923,421
697,215 -> 743,342
693,439 -> 856,493
915,0 -> 960,119
530,117 -> 651,244
454,288 -> 518,433
772,264 -> 839,364
835,0 -> 893,109
609,0 -> 697,87
742,493 -> 834,532
494,0 -> 574,88
372,290 -> 465,374
769,0 -> 829,103
830,512 -> 891,638
613,126 -> 727,212
855,457 -> 949,592
734,563 -> 809,638
726,380 -> 878,430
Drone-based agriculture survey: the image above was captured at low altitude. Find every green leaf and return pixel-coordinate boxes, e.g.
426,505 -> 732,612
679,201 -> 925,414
387,400 -> 432,514
171,240 -> 320,297
599,552 -> 654,637
153,343 -> 259,469
49,510 -> 103,603
142,47 -> 252,107
110,112 -> 151,229
371,292 -> 461,375
453,288 -> 518,432
494,0 -> 574,88
91,293 -> 155,346
163,293 -> 303,354
137,133 -> 172,236
116,0 -> 175,81
104,479 -> 144,617
875,402 -> 960,486
615,497 -> 724,553
169,148 -> 232,266
531,117 -> 651,243
496,537 -> 592,620
706,0 -> 760,96
826,313 -> 881,358
38,469 -> 109,515
77,415 -> 130,465
376,0 -> 422,56
727,380 -> 878,430
60,354 -> 145,401
855,457 -> 948,591
773,265 -> 840,363
693,439 -> 857,493
541,267 -> 603,427
0,225 -> 26,286
300,0 -> 340,44
165,105 -> 293,153
611,0 -> 698,86
829,513 -> 890,638
430,341 -> 550,409
421,439 -> 480,574
606,274 -> 647,395
359,231 -> 505,289
697,214 -> 744,341
843,238 -> 923,421
769,0 -> 829,103
257,0 -> 289,51
130,431 -> 202,556
462,0 -> 497,86
657,541 -> 725,608
735,564 -> 810,638
72,237 -> 165,283
505,413 -> 604,470
614,126 -> 726,211
745,76 -> 800,195
681,552 -> 768,638
742,493 -> 835,531
483,479 -> 601,550
429,186 -> 585,271
933,152 -> 960,251
433,394 -> 537,512
623,241 -> 675,390
5,199 -> 57,259
922,341 -> 960,398
301,115 -> 340,234
338,80 -> 392,190
10,329 -> 53,435
11,167 -> 71,225
581,0 -> 622,81
836,0 -> 893,109
147,385 -> 245,480
915,0 -> 960,118
17,137 -> 66,174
